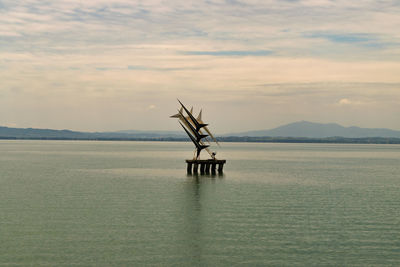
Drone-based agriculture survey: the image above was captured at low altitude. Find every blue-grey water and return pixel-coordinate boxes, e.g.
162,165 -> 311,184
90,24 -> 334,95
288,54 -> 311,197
1,140 -> 400,266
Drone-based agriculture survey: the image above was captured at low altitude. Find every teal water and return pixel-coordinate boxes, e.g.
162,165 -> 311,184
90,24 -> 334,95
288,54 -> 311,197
1,140 -> 399,266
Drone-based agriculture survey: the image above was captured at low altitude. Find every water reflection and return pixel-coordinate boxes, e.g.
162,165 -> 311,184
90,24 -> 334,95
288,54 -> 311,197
181,176 -> 202,265
179,174 -> 224,265
186,172 -> 225,179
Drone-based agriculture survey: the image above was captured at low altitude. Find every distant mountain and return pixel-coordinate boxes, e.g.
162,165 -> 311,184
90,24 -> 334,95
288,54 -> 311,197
114,130 -> 184,138
226,121 -> 400,138
0,126 -> 90,139
2,121 -> 400,140
0,126 -> 185,140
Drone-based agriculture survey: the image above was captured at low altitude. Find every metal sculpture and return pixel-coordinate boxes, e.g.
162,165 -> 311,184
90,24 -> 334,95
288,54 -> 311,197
170,99 -> 218,160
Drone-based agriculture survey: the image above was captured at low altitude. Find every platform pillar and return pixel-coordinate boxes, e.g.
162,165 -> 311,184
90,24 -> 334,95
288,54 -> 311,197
205,163 -> 211,174
186,159 -> 225,175
218,163 -> 224,173
211,162 -> 216,174
200,163 -> 206,174
187,162 -> 192,174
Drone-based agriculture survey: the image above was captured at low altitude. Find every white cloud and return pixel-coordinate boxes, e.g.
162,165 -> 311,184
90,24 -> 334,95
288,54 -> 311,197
338,98 -> 351,105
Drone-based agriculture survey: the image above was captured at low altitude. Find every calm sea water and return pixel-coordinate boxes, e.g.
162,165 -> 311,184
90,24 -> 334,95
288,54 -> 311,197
1,140 -> 400,266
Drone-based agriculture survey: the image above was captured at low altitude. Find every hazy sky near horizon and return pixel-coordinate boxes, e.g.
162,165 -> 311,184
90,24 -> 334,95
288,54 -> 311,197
1,0 -> 400,133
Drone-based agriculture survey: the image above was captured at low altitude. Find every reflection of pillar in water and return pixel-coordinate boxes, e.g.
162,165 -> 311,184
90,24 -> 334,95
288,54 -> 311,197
180,177 -> 203,265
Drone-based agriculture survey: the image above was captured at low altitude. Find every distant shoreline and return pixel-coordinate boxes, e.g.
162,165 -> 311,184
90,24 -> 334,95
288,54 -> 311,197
1,136 -> 400,144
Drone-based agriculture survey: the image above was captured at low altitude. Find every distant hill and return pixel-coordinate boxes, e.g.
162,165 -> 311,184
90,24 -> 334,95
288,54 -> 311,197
0,126 -> 185,140
114,130 -> 184,138
0,126 -> 90,139
226,121 -> 400,138
2,121 -> 400,141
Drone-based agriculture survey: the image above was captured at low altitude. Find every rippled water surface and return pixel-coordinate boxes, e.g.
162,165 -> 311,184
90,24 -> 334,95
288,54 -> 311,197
1,140 -> 400,266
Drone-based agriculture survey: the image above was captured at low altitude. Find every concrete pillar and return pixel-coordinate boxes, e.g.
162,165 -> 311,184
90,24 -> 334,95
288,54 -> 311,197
187,162 -> 192,174
211,162 -> 217,174
200,163 -> 206,174
205,163 -> 210,174
218,163 -> 224,173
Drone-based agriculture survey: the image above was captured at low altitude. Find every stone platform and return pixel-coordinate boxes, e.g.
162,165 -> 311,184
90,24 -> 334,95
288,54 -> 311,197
186,159 -> 226,174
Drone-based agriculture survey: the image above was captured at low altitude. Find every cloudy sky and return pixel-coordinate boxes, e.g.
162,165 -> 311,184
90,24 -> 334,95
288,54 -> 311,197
1,0 -> 400,133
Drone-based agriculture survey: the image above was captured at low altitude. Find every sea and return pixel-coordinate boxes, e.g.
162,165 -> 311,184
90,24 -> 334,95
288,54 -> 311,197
1,140 -> 399,266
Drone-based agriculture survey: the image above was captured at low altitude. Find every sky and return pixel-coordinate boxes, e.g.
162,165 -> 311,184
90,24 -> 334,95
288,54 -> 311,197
1,0 -> 400,133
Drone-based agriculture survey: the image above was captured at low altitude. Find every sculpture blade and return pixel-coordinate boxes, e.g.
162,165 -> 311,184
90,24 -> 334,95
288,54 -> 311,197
179,122 -> 209,151
177,99 -> 208,131
196,109 -> 219,146
170,107 -> 183,118
178,109 -> 208,142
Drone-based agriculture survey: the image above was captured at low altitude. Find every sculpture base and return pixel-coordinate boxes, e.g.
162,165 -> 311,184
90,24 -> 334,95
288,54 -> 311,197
186,159 -> 226,174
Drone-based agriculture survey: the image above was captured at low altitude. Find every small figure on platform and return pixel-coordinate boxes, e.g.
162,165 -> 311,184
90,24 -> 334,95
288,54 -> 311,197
211,152 -> 216,160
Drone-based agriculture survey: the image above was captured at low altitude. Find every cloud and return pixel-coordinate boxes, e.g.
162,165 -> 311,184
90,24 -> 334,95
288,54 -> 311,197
1,0 -> 400,131
182,50 -> 274,57
127,65 -> 200,71
337,97 -> 376,107
1,0 -> 399,62
1,122 -> 18,128
127,65 -> 149,70
338,98 -> 351,105
305,33 -> 373,43
303,32 -> 390,49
